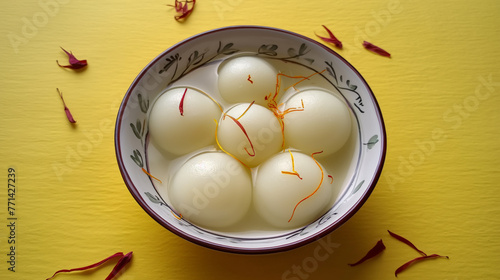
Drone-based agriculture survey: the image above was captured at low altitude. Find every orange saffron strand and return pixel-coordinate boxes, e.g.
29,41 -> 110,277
142,168 -> 163,184
281,150 -> 303,180
171,210 -> 183,220
281,171 -> 301,178
266,69 -> 327,150
266,70 -> 326,150
328,175 -> 334,184
288,151 -> 324,223
284,69 -> 327,92
236,101 -> 255,120
247,74 -> 253,84
196,88 -> 223,112
270,100 -> 304,149
268,69 -> 326,108
223,114 -> 256,157
213,119 -> 250,169
281,102 -> 305,116
277,116 -> 286,149
272,73 -> 308,103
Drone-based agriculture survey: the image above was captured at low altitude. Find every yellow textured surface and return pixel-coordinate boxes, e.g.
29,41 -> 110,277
1,0 -> 500,279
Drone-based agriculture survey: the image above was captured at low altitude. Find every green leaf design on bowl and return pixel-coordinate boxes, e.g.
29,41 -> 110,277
145,192 -> 165,206
352,180 -> 365,195
364,135 -> 379,150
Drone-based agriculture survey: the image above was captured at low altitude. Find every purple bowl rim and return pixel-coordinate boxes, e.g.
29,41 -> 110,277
114,25 -> 387,254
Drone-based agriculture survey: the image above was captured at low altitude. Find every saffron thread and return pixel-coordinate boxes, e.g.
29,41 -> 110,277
142,168 -> 163,184
288,151 -> 324,222
214,119 -> 250,169
281,150 -> 303,180
328,175 -> 334,184
179,88 -> 188,116
236,101 -> 255,120
223,114 -> 256,157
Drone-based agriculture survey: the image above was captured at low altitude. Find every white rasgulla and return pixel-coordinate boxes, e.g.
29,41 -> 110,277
149,87 -> 221,156
217,103 -> 282,167
218,56 -> 278,106
283,89 -> 352,157
253,151 -> 333,229
168,152 -> 252,229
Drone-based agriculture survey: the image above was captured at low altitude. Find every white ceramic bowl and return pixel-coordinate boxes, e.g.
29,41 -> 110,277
115,26 -> 386,254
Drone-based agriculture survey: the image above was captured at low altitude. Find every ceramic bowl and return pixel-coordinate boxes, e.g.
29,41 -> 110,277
115,26 -> 386,254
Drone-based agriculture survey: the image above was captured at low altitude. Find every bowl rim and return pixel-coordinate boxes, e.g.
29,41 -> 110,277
115,25 -> 387,254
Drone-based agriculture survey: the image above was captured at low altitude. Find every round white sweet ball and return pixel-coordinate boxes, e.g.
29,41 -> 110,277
217,103 -> 283,167
168,152 -> 252,229
218,56 -> 278,106
149,87 -> 221,156
283,89 -> 352,157
253,151 -> 333,228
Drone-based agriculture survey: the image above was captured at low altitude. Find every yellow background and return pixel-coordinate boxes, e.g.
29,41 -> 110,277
1,0 -> 499,279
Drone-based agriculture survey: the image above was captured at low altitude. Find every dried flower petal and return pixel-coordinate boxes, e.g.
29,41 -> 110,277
46,251 -> 133,280
105,252 -> 133,280
56,47 -> 88,69
168,0 -> 196,21
362,41 -> 391,57
395,254 -> 449,277
388,230 -> 427,256
348,239 -> 386,266
316,25 -> 343,49
56,88 -> 76,124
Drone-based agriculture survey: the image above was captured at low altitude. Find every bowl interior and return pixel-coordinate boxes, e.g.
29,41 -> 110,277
115,26 -> 386,253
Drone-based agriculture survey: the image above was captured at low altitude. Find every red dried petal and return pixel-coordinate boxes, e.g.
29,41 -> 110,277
316,25 -> 342,48
57,47 -> 88,69
348,239 -> 386,266
46,252 -> 133,280
57,88 -> 76,124
181,2 -> 189,13
64,108 -> 76,123
172,1 -> 182,12
395,254 -> 448,277
388,230 -> 427,256
105,252 -> 133,280
362,41 -> 391,57
168,0 -> 195,21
